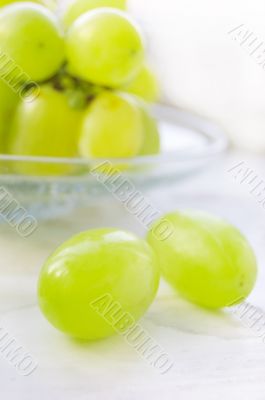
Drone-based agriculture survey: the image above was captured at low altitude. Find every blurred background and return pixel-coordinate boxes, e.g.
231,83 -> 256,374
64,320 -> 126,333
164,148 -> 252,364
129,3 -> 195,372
128,0 -> 265,153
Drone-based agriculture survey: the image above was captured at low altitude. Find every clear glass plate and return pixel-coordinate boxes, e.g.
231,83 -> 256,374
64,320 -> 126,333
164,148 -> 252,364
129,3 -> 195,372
0,104 -> 228,220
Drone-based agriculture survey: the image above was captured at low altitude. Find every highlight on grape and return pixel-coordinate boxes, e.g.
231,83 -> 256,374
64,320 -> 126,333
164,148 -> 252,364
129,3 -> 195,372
0,186 -> 38,237
90,293 -> 174,375
0,325 -> 38,376
91,160 -> 174,241
0,49 -> 40,102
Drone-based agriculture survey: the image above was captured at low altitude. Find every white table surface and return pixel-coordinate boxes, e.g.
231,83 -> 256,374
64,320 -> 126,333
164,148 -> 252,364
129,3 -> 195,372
1,151 -> 265,400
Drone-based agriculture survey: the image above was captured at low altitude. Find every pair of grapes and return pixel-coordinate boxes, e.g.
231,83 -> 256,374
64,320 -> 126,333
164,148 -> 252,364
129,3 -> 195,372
0,1 -> 160,175
38,211 -> 258,340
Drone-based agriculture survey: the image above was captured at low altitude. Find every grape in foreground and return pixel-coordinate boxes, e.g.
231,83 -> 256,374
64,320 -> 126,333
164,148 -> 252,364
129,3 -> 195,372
63,0 -> 126,29
38,228 -> 159,340
147,210 -> 257,309
125,64 -> 160,103
79,91 -> 143,158
7,85 -> 84,175
66,8 -> 144,87
0,3 -> 64,82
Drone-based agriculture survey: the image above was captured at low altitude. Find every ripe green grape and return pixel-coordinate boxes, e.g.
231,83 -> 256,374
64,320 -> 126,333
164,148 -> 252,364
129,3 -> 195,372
63,0 -> 126,29
147,211 -> 257,309
0,80 -> 19,152
125,65 -> 160,103
0,3 -> 64,82
7,85 -> 84,176
0,0 -> 56,10
139,105 -> 160,156
66,8 -> 144,88
79,91 -> 143,158
38,228 -> 159,340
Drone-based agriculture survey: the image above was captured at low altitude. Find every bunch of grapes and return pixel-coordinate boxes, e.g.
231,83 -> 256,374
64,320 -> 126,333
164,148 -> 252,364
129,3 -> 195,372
0,0 -> 160,175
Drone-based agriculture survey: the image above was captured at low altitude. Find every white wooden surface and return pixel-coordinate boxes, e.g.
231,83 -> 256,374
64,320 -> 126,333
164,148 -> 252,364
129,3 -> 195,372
1,152 -> 265,399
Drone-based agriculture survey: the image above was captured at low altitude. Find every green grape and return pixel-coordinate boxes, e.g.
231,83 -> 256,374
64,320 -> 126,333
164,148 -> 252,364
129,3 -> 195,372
125,65 -> 160,103
63,0 -> 126,29
7,85 -> 84,176
139,104 -> 160,156
0,3 -> 64,82
0,0 -> 57,11
66,8 -> 144,88
38,228 -> 159,340
147,210 -> 257,309
0,79 -> 19,152
79,91 -> 144,158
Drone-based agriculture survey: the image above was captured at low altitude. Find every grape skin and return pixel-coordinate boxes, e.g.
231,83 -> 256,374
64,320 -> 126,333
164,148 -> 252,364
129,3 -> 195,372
7,85 -> 84,176
0,3 -> 65,82
79,91 -> 144,158
147,211 -> 257,309
66,8 -> 144,88
125,64 -> 160,103
138,104 -> 160,155
0,0 -> 56,10
0,80 -> 19,152
38,228 -> 160,340
62,0 -> 127,29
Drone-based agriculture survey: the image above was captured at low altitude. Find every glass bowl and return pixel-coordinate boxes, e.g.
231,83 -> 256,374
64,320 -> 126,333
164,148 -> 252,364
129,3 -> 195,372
0,104 -> 228,220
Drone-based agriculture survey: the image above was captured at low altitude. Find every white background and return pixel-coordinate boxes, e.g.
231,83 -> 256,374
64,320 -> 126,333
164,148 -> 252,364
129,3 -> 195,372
128,0 -> 265,152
